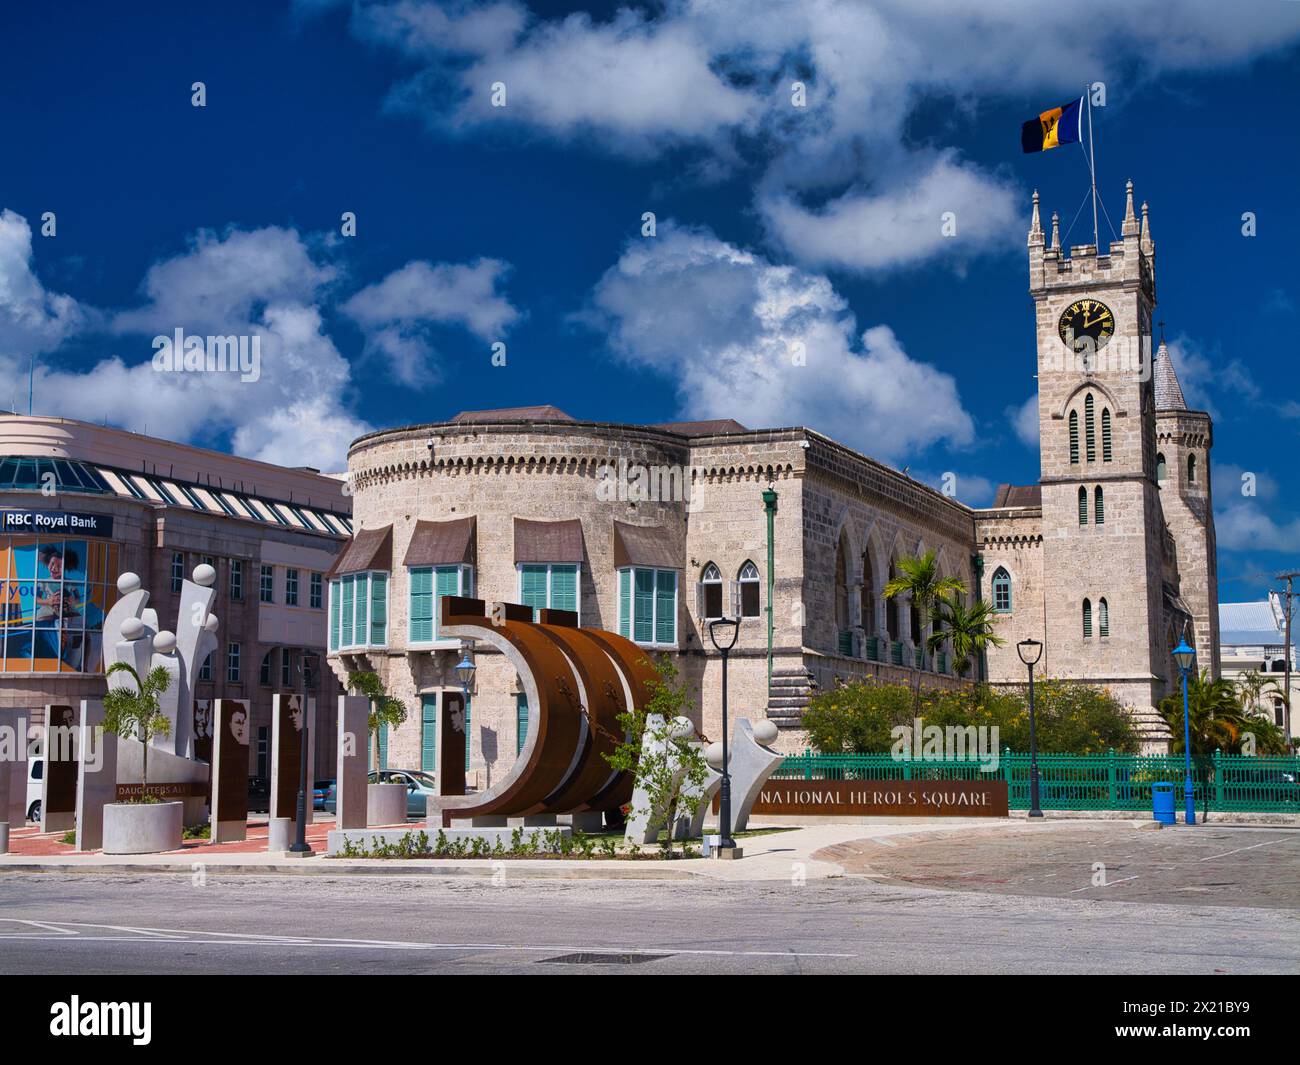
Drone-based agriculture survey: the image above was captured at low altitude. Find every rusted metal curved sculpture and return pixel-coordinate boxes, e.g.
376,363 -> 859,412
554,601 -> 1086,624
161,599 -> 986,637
431,597 -> 653,828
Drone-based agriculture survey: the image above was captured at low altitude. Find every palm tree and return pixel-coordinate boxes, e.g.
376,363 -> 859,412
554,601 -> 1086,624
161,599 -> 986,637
102,662 -> 173,798
1157,669 -> 1263,821
884,551 -> 966,710
348,671 -> 408,773
928,594 -> 1005,678
1234,668 -> 1286,717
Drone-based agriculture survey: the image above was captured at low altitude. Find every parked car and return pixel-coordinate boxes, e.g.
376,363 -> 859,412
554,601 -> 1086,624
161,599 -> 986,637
27,758 -> 43,822
313,779 -> 334,811
246,776 -> 271,813
322,769 -> 437,816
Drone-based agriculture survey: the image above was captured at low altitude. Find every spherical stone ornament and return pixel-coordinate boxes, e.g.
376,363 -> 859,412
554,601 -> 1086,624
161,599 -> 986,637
668,716 -> 695,741
203,614 -> 220,632
192,564 -> 216,587
705,741 -> 725,769
117,572 -> 142,595
752,719 -> 779,746
154,630 -> 177,654
120,618 -> 146,641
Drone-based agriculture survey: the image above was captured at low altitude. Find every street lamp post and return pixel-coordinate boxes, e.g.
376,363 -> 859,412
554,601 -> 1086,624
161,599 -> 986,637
1172,639 -> 1196,826
708,615 -> 741,855
290,650 -> 317,854
455,646 -> 476,768
1017,638 -> 1043,818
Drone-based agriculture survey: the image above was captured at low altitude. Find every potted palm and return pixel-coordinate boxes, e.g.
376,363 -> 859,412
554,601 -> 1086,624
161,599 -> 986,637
101,662 -> 183,854
348,671 -> 410,826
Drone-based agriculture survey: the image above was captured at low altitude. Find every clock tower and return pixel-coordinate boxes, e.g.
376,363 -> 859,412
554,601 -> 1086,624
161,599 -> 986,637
1028,181 -> 1178,721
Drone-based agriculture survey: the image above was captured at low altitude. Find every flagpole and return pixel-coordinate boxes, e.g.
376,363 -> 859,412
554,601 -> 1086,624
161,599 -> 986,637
1085,86 -> 1099,250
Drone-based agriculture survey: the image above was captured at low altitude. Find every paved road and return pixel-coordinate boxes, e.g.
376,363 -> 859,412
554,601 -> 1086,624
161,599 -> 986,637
824,823 -> 1300,909
0,867 -> 1296,974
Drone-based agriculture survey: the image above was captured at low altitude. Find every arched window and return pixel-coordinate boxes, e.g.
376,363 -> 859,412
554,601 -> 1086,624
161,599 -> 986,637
992,567 -> 1012,613
1078,486 -> 1088,525
1094,486 -> 1105,524
887,559 -> 901,640
1101,408 -> 1112,462
738,560 -> 760,618
859,551 -> 875,634
699,562 -> 722,620
1187,453 -> 1197,485
834,533 -> 849,630
1085,393 -> 1096,462
1156,453 -> 1167,482
1069,410 -> 1079,465
1082,598 -> 1093,638
1099,597 -> 1109,637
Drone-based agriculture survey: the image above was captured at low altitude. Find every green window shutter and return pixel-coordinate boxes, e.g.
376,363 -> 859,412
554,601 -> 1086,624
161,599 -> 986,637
1085,394 -> 1096,462
1099,598 -> 1110,637
1078,487 -> 1088,525
1095,487 -> 1105,524
329,581 -> 339,650
655,569 -> 676,645
520,564 -> 548,617
1069,411 -> 1079,464
433,566 -> 460,639
633,568 -> 655,643
1083,599 -> 1093,638
369,572 -> 387,645
421,696 -> 437,773
1102,409 -> 1112,462
550,565 -> 578,613
378,721 -> 389,771
618,569 -> 632,638
516,692 -> 529,755
409,567 -> 433,643
353,574 -> 368,646
341,577 -> 354,647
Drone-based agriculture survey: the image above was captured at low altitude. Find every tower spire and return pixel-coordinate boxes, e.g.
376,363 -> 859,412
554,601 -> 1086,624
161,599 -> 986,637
1050,211 -> 1060,252
1122,179 -> 1139,237
1140,200 -> 1153,254
1029,189 -> 1044,246
1153,332 -> 1186,411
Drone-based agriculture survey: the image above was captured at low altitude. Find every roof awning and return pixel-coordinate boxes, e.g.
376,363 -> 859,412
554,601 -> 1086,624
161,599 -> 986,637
613,521 -> 681,570
327,525 -> 392,577
514,518 -> 584,564
403,517 -> 476,568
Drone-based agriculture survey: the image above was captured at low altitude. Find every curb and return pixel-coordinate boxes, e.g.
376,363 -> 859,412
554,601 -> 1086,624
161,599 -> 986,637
0,859 -> 700,880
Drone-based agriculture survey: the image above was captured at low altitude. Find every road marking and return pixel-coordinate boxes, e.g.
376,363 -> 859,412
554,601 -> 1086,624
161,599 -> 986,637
1069,875 -> 1138,893
0,921 -> 856,959
1198,837 -> 1295,862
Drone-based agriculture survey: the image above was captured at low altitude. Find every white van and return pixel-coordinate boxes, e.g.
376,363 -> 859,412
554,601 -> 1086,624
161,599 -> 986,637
26,758 -> 42,823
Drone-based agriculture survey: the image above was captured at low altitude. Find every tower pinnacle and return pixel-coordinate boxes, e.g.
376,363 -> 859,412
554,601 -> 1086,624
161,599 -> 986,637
1122,179 -> 1139,237
1029,189 -> 1044,246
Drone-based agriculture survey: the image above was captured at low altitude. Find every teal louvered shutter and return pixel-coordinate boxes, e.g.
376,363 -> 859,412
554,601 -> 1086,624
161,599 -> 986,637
1083,599 -> 1093,638
329,581 -> 339,650
433,566 -> 461,639
354,574 -> 368,646
655,569 -> 676,644
550,565 -> 578,613
369,572 -> 387,645
618,569 -> 632,637
1095,487 -> 1105,524
516,693 -> 528,754
409,567 -> 433,643
520,564 -> 548,618
341,577 -> 354,647
421,695 -> 437,772
370,721 -> 388,771
464,695 -> 472,767
633,569 -> 655,643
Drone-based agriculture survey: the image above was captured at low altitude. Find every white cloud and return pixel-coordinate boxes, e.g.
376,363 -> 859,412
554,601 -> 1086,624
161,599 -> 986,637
1214,463 -> 1278,503
1008,393 -> 1038,449
341,258 -> 520,386
1215,501 -> 1300,553
578,223 -> 974,461
760,152 -> 1020,273
0,209 -> 95,355
3,216 -> 372,471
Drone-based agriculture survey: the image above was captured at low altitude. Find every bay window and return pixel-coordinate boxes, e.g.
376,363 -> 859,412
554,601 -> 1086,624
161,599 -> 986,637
328,570 -> 389,651
408,564 -> 473,645
617,566 -> 677,647
518,563 -> 579,621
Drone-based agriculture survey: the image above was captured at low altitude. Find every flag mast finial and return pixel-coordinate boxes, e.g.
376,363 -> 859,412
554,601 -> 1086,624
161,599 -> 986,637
1085,83 -> 1099,250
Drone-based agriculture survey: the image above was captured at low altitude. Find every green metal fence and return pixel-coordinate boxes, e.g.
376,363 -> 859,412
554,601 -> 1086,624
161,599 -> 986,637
773,750 -> 1300,812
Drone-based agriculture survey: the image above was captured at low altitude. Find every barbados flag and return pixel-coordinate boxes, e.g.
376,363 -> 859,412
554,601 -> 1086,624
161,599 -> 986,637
1021,97 -> 1083,153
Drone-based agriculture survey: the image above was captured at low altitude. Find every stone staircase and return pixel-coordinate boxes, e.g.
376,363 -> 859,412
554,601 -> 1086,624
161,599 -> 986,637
767,667 -> 817,728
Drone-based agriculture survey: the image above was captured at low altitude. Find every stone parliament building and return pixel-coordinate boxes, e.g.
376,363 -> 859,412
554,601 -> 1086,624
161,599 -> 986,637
328,183 -> 1216,774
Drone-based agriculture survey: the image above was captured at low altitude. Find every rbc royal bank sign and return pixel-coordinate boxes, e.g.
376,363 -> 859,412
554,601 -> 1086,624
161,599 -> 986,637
0,510 -> 115,537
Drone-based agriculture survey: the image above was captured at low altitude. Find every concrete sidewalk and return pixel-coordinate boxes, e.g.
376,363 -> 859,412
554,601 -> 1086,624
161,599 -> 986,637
0,818 -> 1104,881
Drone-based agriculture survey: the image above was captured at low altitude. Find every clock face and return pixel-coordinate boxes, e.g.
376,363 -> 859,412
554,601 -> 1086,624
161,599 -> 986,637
1058,299 -> 1116,353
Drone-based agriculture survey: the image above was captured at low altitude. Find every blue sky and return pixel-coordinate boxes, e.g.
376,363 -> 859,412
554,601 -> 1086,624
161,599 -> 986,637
2,0 -> 1298,600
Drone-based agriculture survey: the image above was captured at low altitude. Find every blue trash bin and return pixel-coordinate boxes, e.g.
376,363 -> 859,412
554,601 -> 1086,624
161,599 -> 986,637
1152,782 -> 1175,825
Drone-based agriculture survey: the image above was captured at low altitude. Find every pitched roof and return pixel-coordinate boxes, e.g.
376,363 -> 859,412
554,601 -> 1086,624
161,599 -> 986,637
451,405 -> 575,424
1219,601 -> 1296,648
1153,341 -> 1187,411
991,483 -> 1042,508
651,418 -> 749,437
